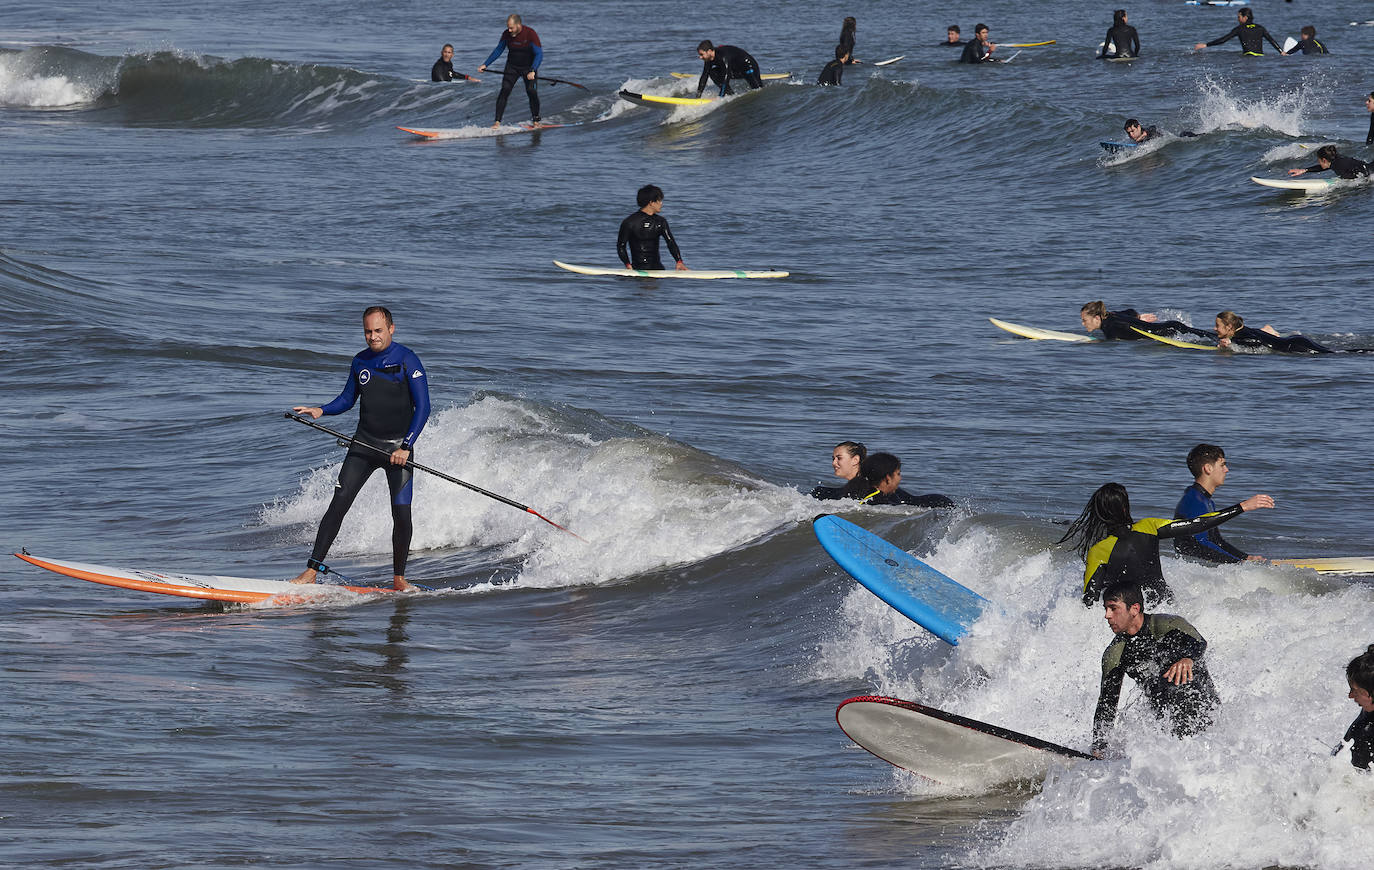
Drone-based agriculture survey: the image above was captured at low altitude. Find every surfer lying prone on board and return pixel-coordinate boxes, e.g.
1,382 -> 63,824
1340,646 -> 1374,770
840,452 -> 955,509
695,41 -> 764,97
1122,119 -> 1197,144
618,185 -> 687,271
1214,311 -> 1332,354
1059,482 -> 1273,607
1287,145 -> 1371,181
1092,581 -> 1220,756
1079,301 -> 1213,342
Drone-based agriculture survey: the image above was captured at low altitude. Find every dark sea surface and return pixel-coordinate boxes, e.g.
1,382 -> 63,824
3,1 -> 1374,867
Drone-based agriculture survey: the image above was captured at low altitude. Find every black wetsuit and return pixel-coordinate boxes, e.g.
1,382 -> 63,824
483,26 -> 542,123
1205,22 -> 1283,55
1100,23 -> 1140,58
1082,509 -> 1245,607
1173,483 -> 1248,563
1302,155 -> 1371,180
432,57 -> 456,81
1368,113 -> 1373,147
1100,309 -> 1215,342
309,341 -> 431,577
1345,710 -> 1374,769
838,28 -> 856,64
959,39 -> 993,64
1284,36 -> 1328,56
838,477 -> 955,509
939,39 -> 965,48
818,59 -> 844,86
809,483 -> 849,500
697,46 -> 764,97
1229,326 -> 1331,354
1093,613 -> 1219,753
617,211 -> 683,270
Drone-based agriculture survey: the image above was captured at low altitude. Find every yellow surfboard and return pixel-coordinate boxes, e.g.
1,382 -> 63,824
1129,326 -> 1216,350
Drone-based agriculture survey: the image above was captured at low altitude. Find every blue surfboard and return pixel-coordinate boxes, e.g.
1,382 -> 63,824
1099,140 -> 1138,153
813,515 -> 987,645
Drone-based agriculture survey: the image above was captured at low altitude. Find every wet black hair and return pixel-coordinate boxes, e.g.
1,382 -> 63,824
1186,444 -> 1225,479
834,44 -> 848,60
1114,9 -> 1127,26
1102,580 -> 1144,610
1238,7 -> 1253,23
1316,144 -> 1339,163
636,184 -> 664,207
1347,645 -> 1374,694
1300,25 -> 1316,39
974,23 -> 989,35
833,441 -> 867,462
842,17 -> 857,35
1058,483 -> 1133,563
697,39 -> 714,53
363,305 -> 394,326
1123,119 -> 1141,131
859,451 -> 901,484
948,25 -> 961,35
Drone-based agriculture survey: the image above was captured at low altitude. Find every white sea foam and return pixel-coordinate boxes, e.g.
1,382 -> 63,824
1191,75 -> 1322,137
0,56 -> 94,107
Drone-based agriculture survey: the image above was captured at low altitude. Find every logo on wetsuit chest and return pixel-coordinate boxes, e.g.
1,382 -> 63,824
358,369 -> 371,385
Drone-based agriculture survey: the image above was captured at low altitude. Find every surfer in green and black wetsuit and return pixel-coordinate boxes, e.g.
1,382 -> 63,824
1091,581 -> 1220,756
1194,7 -> 1283,55
1282,25 -> 1327,56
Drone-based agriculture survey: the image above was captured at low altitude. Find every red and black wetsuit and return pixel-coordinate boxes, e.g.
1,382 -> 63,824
484,26 -> 543,123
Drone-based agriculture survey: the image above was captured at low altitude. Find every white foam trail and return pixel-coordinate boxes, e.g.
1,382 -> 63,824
0,56 -> 93,107
1191,75 -> 1321,137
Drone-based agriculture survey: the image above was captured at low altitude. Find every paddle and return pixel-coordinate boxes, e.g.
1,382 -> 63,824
284,412 -> 583,540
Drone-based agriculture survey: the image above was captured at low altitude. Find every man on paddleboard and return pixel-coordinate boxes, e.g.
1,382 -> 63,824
1173,444 -> 1265,564
617,185 -> 687,271
291,306 -> 430,591
479,14 -> 542,127
695,41 -> 764,97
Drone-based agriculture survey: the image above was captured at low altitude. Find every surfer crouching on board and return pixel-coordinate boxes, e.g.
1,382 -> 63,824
695,41 -> 764,97
1287,144 -> 1371,181
478,14 -> 542,127
291,306 -> 430,591
958,24 -> 996,63
1079,301 -> 1213,342
1340,646 -> 1374,770
1091,581 -> 1220,757
841,452 -> 955,509
617,185 -> 687,271
1215,311 -> 1331,354
1173,444 -> 1266,565
1059,482 -> 1273,607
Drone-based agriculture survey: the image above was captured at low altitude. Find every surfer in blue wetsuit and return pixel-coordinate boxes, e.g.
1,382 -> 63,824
1288,145 -> 1371,181
1282,26 -> 1327,55
810,441 -> 866,500
818,45 -> 848,86
291,306 -> 430,591
1079,301 -> 1214,342
617,185 -> 686,271
1091,581 -> 1220,756
695,41 -> 764,97
1341,645 -> 1374,770
959,24 -> 996,63
478,14 -> 542,127
1099,9 -> 1140,59
1173,444 -> 1267,564
1060,482 -> 1273,607
432,44 -> 478,82
1194,7 -> 1282,55
840,452 -> 955,509
940,25 -> 964,48
1214,311 -> 1332,354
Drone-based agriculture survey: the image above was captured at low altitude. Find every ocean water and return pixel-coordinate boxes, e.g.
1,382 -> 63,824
3,1 -> 1374,867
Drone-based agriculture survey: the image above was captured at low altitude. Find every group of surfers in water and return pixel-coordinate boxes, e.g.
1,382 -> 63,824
809,435 -> 1372,764
1078,300 -> 1354,353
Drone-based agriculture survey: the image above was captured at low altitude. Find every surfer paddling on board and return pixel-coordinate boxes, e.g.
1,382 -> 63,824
1079,301 -> 1213,341
1174,444 -> 1266,564
959,24 -> 997,63
432,44 -> 479,82
478,14 -> 542,128
1059,482 -> 1273,607
810,441 -> 866,500
291,306 -> 430,592
940,25 -> 964,47
617,185 -> 687,271
1091,581 -> 1220,757
1121,120 -> 1198,144
695,41 -> 764,97
1099,9 -> 1140,59
1214,311 -> 1332,354
1288,144 -> 1372,180
1340,646 -> 1374,770
841,452 -> 955,509
1282,25 -> 1328,55
1194,7 -> 1283,55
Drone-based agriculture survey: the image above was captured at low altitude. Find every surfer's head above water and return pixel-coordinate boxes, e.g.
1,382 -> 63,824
1348,646 -> 1374,712
1080,300 -> 1108,332
859,451 -> 903,494
830,441 -> 866,480
1215,310 -> 1243,339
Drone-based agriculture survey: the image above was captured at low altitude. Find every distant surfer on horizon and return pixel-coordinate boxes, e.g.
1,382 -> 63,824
1090,581 -> 1220,757
1194,7 -> 1282,55
1098,9 -> 1140,59
1173,444 -> 1266,564
1214,311 -> 1332,354
290,306 -> 430,592
959,24 -> 997,63
940,25 -> 964,47
1281,25 -> 1327,55
1287,144 -> 1371,181
1079,301 -> 1213,341
1059,482 -> 1273,607
695,41 -> 764,97
617,184 -> 687,271
432,43 -> 479,82
838,17 -> 859,65
810,441 -> 866,500
818,45 -> 848,86
478,13 -> 542,127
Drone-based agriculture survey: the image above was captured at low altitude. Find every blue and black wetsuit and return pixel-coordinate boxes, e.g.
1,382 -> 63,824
309,341 -> 430,576
1101,309 -> 1215,342
1205,22 -> 1283,55
697,45 -> 764,97
484,26 -> 542,123
1082,508 -> 1246,606
1173,483 -> 1249,563
617,211 -> 683,270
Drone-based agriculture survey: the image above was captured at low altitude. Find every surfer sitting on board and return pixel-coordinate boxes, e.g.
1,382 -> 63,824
1059,482 -> 1273,607
1215,311 -> 1331,354
1287,144 -> 1371,180
1099,9 -> 1140,59
478,14 -> 542,128
1194,7 -> 1283,55
818,45 -> 848,86
940,25 -> 964,47
1341,646 -> 1374,770
291,306 -> 430,592
695,41 -> 764,97
810,440 -> 866,500
617,185 -> 687,271
1173,444 -> 1265,565
1091,581 -> 1220,756
1079,301 -> 1213,342
841,452 -> 955,509
432,43 -> 478,82
958,24 -> 996,63
1282,25 -> 1327,55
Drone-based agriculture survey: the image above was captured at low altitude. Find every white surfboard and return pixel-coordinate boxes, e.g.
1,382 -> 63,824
1251,176 -> 1339,193
872,55 -> 905,66
669,72 -> 791,81
397,123 -> 574,140
989,317 -> 1093,343
1282,37 -> 1299,53
554,260 -> 789,279
1271,557 -> 1374,575
836,696 -> 1092,789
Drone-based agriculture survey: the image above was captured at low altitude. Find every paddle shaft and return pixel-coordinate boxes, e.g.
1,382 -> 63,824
284,413 -> 582,539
